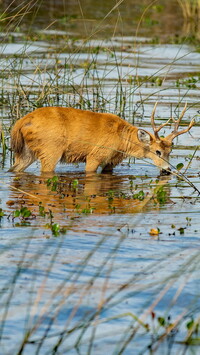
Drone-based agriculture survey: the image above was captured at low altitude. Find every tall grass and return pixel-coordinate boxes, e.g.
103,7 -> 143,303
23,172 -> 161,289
177,0 -> 200,20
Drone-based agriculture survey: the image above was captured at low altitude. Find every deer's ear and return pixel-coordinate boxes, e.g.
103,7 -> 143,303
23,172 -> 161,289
137,129 -> 152,145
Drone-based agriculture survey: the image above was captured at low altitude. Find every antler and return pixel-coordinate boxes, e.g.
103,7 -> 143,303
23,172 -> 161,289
151,102 -> 171,140
166,103 -> 195,142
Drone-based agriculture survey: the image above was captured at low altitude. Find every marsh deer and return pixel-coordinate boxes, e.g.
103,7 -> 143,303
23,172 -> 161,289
9,103 -> 194,174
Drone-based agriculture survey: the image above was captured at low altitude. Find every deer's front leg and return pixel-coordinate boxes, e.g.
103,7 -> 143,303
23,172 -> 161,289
85,157 -> 100,173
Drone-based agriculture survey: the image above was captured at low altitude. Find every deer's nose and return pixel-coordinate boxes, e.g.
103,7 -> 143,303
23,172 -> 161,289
160,168 -> 171,176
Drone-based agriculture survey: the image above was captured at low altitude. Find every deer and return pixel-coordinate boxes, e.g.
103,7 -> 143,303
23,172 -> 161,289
9,103 -> 194,174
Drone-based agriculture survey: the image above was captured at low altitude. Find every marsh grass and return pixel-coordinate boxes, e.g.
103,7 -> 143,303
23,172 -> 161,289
177,0 -> 200,20
0,124 -> 8,167
0,1 -> 200,354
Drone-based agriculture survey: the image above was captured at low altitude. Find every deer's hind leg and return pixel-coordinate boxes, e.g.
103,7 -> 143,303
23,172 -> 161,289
39,148 -> 63,173
9,149 -> 36,172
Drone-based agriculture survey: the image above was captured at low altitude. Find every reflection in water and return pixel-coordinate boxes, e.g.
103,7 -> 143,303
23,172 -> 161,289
8,172 -> 171,218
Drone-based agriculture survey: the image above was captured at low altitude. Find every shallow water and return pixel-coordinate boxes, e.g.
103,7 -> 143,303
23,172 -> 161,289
0,1 -> 200,354
1,160 -> 200,354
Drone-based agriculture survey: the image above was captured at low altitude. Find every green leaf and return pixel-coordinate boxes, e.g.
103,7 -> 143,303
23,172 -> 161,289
23,210 -> 31,218
156,185 -> 167,205
158,317 -> 166,326
20,207 -> 31,218
72,179 -> 79,189
13,210 -> 20,218
186,319 -> 194,330
176,163 -> 184,171
39,203 -> 46,217
51,223 -> 60,236
46,176 -> 59,191
178,227 -> 185,234
0,208 -> 4,218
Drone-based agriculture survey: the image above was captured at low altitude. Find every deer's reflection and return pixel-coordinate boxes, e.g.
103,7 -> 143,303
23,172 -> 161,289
9,172 -> 171,216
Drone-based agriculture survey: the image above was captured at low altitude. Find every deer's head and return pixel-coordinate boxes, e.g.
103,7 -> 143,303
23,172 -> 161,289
137,103 -> 195,174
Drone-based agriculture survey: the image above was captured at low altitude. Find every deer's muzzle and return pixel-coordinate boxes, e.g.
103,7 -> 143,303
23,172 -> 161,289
160,168 -> 171,176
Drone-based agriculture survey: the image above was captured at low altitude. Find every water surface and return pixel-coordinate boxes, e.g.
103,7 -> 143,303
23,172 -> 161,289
0,1 -> 200,354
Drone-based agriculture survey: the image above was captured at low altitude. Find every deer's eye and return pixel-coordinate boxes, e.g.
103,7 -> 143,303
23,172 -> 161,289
156,150 -> 161,157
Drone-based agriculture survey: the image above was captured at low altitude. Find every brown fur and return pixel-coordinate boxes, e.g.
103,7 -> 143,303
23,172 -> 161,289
9,107 -> 172,173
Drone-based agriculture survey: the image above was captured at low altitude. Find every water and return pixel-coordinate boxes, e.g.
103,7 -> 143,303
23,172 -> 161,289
0,1 -> 200,354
